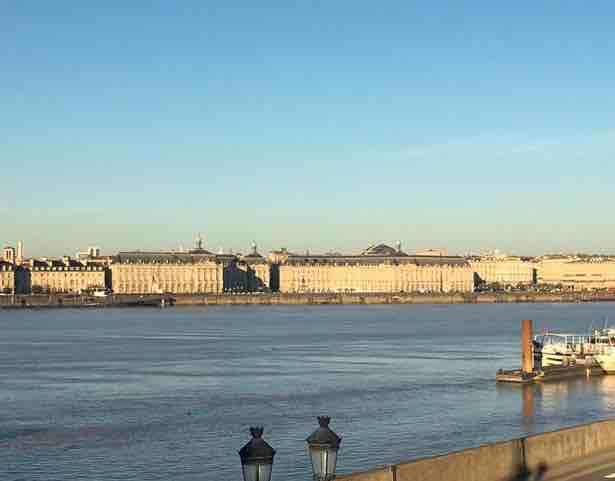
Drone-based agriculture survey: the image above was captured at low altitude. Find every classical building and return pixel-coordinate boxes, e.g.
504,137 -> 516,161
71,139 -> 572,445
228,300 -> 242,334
111,238 -> 273,295
469,255 -> 537,286
274,244 -> 473,293
29,258 -> 106,294
0,261 -> 14,294
536,257 -> 615,290
112,246 -> 223,295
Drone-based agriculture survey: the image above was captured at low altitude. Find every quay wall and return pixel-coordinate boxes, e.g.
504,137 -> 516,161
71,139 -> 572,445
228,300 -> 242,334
337,418 -> 615,481
160,291 -> 615,305
171,293 -> 469,305
2,291 -> 615,307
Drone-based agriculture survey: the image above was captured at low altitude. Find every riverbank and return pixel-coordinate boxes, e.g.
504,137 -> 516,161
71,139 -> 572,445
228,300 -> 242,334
1,291 -> 614,308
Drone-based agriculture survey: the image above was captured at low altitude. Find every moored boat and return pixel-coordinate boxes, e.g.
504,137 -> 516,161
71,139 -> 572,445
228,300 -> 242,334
592,329 -> 615,372
533,333 -> 592,368
533,329 -> 615,369
595,347 -> 615,373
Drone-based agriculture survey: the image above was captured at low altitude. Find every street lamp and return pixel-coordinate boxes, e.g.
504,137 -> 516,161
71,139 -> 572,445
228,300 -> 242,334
306,416 -> 342,481
238,427 -> 276,481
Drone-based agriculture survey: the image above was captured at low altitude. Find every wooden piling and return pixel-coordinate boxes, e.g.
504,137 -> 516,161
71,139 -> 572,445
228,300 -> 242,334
521,319 -> 533,374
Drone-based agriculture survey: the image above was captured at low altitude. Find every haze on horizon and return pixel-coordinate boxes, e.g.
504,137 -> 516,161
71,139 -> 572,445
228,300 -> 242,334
2,2 -> 615,258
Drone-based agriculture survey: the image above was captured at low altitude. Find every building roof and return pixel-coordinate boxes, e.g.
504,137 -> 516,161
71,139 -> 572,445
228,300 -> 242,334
188,247 -> 216,255
241,246 -> 268,263
30,262 -> 104,271
280,243 -> 468,267
468,255 -> 536,262
568,258 -> 615,264
115,251 -> 219,264
412,255 -> 468,266
360,243 -> 406,257
284,253 -> 468,267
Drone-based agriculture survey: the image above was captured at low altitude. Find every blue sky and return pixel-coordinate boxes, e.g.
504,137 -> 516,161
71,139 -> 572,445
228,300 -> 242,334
2,2 -> 615,257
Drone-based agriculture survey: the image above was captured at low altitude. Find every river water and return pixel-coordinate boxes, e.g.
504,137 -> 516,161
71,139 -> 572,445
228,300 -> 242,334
2,304 -> 615,480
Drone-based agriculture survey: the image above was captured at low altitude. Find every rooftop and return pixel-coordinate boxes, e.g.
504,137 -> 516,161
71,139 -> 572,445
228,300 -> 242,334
115,251 -> 223,264
284,243 -> 469,267
360,243 -> 406,257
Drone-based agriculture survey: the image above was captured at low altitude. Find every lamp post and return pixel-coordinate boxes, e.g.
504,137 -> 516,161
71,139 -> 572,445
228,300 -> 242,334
306,416 -> 342,481
238,427 -> 276,481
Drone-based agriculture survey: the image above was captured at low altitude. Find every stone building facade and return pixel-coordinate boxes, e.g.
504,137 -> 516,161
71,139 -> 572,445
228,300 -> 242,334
469,256 -> 537,286
112,250 -> 223,294
0,261 -> 14,294
111,237 -> 274,295
275,244 -> 474,294
536,257 -> 615,290
29,260 -> 106,294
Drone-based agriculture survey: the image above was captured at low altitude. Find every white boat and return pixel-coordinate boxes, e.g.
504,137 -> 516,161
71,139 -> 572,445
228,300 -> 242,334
533,329 -> 615,368
595,347 -> 615,373
533,327 -> 615,370
591,328 -> 615,373
533,333 -> 592,368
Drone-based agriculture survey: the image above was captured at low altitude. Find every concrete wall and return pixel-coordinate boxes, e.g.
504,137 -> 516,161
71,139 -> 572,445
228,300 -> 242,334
338,419 -> 615,481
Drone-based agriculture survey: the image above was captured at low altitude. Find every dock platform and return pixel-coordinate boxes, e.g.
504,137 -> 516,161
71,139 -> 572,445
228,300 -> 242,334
496,364 -> 605,383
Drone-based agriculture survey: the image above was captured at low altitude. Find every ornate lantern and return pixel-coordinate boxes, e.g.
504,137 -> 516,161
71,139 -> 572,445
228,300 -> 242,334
238,427 -> 276,481
306,416 -> 342,481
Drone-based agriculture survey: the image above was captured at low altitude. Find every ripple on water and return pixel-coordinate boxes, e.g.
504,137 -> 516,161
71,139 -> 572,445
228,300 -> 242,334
3,303 -> 615,480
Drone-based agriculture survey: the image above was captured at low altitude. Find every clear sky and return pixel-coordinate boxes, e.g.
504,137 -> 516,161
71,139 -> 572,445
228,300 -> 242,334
2,2 -> 615,257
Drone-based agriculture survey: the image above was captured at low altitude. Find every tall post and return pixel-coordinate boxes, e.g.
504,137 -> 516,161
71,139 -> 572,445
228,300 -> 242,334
521,319 -> 534,374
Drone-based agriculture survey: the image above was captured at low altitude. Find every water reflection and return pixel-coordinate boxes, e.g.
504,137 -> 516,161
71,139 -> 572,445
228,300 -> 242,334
497,374 -> 615,436
536,375 -> 615,413
522,385 -> 535,421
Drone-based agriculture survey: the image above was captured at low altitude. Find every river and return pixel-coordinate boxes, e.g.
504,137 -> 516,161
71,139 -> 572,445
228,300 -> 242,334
2,304 -> 615,480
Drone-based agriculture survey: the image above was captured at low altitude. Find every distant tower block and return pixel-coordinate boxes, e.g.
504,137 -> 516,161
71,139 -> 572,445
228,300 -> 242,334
396,241 -> 402,253
252,240 -> 258,255
16,241 -> 23,264
3,246 -> 15,264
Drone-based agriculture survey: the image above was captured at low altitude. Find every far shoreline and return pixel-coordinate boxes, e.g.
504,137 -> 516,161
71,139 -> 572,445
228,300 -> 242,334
1,291 -> 615,309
